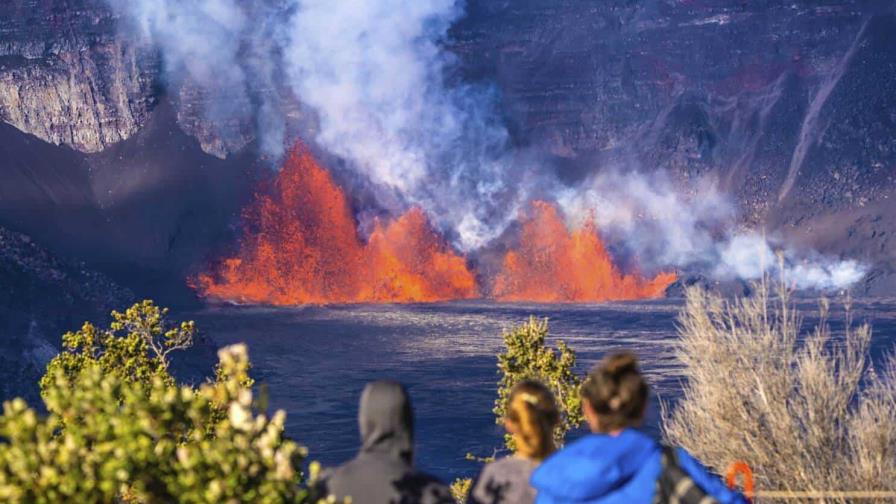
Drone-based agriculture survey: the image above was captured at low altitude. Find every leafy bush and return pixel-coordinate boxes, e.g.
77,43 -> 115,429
39,300 -> 197,397
664,283 -> 896,500
453,317 -> 584,503
0,302 -> 307,503
449,477 -> 472,504
495,316 -> 583,449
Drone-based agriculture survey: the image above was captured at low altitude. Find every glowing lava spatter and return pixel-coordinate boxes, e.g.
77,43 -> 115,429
492,201 -> 677,302
194,147 -> 676,305
194,146 -> 479,304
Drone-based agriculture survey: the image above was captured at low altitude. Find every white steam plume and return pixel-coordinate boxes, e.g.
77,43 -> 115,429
716,234 -> 866,290
283,0 -> 521,250
104,0 -> 867,291
105,0 -> 286,157
107,0 -> 523,249
557,170 -> 866,290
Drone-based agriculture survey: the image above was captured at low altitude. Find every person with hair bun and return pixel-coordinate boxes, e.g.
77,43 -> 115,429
531,352 -> 747,503
468,380 -> 560,504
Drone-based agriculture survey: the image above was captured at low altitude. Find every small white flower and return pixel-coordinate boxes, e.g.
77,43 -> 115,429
228,403 -> 251,430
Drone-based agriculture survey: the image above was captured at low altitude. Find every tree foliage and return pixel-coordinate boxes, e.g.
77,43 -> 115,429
494,316 -> 583,450
0,302 -> 307,503
39,300 -> 198,399
449,477 -> 472,504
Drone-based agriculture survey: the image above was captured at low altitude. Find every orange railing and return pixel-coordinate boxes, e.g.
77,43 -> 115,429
726,461 -> 754,501
724,461 -> 896,501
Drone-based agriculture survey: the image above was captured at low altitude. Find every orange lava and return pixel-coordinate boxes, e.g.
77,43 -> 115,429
492,201 -> 677,302
193,146 -> 479,304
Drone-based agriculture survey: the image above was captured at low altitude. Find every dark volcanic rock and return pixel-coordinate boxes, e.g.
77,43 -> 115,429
0,0 -> 895,296
0,0 -> 258,158
0,99 -> 258,305
83,100 -> 261,303
766,13 -> 896,293
0,224 -> 220,403
452,1 -> 892,198
0,225 -> 133,403
664,274 -> 752,299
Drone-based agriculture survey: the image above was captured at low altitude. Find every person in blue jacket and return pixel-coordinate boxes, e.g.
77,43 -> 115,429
531,352 -> 748,504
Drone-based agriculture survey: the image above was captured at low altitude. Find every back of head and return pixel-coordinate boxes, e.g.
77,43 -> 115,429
506,380 -> 560,460
319,381 -> 455,503
358,380 -> 414,463
580,352 -> 648,432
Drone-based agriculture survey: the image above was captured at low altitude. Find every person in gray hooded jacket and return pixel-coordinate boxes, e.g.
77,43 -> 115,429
315,380 -> 454,504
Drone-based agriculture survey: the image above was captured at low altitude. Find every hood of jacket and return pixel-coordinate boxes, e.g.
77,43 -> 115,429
531,429 -> 659,501
358,380 -> 414,464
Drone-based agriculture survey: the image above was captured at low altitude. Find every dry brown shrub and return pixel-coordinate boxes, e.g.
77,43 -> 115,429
663,282 -> 896,503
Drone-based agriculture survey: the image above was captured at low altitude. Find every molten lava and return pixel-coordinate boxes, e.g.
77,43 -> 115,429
492,201 -> 677,302
194,146 -> 675,305
194,146 -> 479,304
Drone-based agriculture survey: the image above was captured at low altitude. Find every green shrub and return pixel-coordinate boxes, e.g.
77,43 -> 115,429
39,300 -> 197,398
453,317 -> 585,502
494,316 -> 583,449
449,477 -> 472,504
0,302 -> 307,503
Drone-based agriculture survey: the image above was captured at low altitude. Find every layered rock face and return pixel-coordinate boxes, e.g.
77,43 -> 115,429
6,0 -> 889,200
0,0 -> 158,152
0,0 -> 259,158
0,0 -> 894,293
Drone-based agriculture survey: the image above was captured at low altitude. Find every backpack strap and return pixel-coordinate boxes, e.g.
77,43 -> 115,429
655,444 -> 719,504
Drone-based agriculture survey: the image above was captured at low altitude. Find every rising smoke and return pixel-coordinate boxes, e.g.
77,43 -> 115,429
105,0 -> 865,291
110,0 -> 523,250
556,169 -> 866,290
282,0 -> 524,250
106,0 -> 286,157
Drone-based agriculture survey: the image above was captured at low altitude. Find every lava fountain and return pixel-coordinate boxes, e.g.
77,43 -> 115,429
194,146 -> 479,304
492,201 -> 677,302
194,147 -> 676,305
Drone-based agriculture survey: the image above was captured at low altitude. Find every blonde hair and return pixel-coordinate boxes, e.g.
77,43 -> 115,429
505,380 -> 560,460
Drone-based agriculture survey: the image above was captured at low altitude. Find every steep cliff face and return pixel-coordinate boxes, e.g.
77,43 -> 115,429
0,0 -> 259,158
0,0 -> 894,292
172,82 -> 257,160
0,0 -> 158,153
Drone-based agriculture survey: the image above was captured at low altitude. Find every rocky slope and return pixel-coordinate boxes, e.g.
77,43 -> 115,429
0,98 -> 259,303
453,1 -> 893,204
0,225 -> 133,403
0,0 -> 258,158
0,221 -> 220,403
